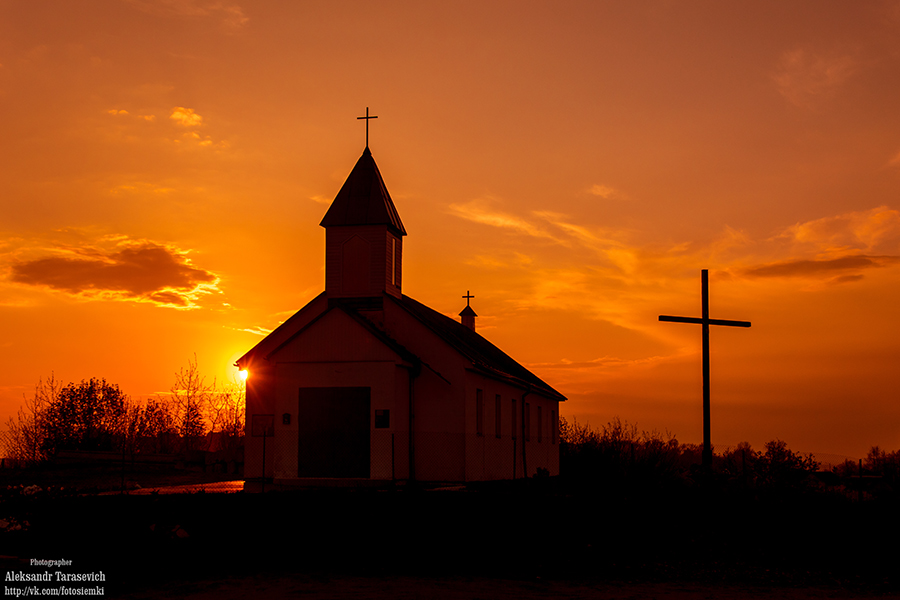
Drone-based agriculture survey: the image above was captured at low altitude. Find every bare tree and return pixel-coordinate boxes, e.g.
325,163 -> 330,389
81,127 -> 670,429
207,377 -> 245,452
1,375 -> 62,465
167,354 -> 213,451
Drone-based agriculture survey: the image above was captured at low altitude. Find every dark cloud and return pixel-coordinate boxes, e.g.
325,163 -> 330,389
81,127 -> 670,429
830,274 -> 865,285
10,242 -> 218,307
743,255 -> 899,279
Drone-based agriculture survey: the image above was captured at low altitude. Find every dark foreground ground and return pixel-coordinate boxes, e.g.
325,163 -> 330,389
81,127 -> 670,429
1,480 -> 898,598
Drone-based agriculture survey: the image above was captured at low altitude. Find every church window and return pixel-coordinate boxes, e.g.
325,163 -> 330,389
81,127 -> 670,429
375,409 -> 390,429
551,410 -> 558,444
391,238 -> 396,286
511,399 -> 517,440
495,394 -> 502,438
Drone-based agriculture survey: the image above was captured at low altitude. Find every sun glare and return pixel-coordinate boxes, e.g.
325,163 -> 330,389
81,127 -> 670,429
238,369 -> 248,381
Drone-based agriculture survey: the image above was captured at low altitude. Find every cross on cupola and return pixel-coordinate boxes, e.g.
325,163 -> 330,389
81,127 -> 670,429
357,107 -> 378,148
459,290 -> 478,332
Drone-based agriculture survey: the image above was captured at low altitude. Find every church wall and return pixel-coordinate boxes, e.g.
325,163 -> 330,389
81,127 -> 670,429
272,360 -> 401,481
241,294 -> 328,481
524,394 -> 560,477
381,300 -> 470,480
250,308 -> 410,482
269,309 -> 400,364
410,364 -> 466,481
243,362 -> 277,480
463,373 -> 561,481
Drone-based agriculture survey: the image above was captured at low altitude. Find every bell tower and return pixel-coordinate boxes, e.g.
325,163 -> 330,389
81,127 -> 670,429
320,147 -> 407,304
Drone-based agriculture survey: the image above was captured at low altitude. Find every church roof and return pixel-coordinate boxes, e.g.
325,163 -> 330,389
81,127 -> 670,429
238,291 -> 565,401
394,295 -> 566,401
319,147 -> 407,236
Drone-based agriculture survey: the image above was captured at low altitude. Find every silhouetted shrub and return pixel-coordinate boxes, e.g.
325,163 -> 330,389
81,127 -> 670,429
558,418 -> 838,498
559,417 -> 681,490
754,439 -> 819,489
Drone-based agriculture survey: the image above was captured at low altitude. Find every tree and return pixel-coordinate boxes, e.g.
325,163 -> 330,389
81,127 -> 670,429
207,378 -> 245,453
1,375 -> 62,464
755,439 -> 819,488
167,354 -> 212,451
41,378 -> 127,454
120,396 -> 178,455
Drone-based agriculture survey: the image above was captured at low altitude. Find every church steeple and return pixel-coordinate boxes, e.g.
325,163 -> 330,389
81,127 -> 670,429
321,147 -> 406,300
320,147 -> 406,236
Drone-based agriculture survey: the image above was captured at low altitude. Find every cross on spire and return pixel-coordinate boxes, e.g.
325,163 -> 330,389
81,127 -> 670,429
463,290 -> 475,307
357,107 -> 378,148
659,269 -> 751,469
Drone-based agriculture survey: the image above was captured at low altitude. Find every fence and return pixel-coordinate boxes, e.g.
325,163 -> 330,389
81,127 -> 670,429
0,448 -> 244,495
243,429 -> 561,486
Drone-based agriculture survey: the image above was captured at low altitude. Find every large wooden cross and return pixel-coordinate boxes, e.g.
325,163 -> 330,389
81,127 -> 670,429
357,107 -> 378,147
659,269 -> 751,469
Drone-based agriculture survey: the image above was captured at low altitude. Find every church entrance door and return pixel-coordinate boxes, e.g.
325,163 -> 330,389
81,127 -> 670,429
297,387 -> 371,478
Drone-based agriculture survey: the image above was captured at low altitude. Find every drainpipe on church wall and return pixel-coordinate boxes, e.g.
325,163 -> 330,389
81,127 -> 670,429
407,361 -> 421,482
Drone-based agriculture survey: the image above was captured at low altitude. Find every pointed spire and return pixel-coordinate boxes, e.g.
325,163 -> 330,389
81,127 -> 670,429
319,147 -> 407,237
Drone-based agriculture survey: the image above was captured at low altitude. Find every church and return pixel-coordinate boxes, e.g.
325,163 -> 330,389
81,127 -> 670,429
237,142 -> 565,485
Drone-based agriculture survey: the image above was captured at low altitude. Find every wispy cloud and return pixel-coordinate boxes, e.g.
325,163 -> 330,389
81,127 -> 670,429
588,184 -> 625,200
110,182 -> 175,195
743,255 -> 899,279
7,236 -> 220,308
774,206 -> 900,255
124,0 -> 248,31
526,353 -> 683,372
448,198 -> 562,242
452,203 -> 900,339
232,326 -> 272,336
774,48 -> 855,109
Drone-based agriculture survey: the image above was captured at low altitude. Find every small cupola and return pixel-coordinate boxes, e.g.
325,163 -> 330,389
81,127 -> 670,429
459,290 -> 477,332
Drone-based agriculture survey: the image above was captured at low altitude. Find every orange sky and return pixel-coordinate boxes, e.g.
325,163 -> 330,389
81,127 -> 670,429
2,1 -> 899,459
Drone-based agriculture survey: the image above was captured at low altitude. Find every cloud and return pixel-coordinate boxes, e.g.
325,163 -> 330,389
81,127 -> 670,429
588,184 -> 622,199
233,326 -> 272,336
775,206 -> 900,254
170,107 -> 203,127
110,182 -> 175,195
124,0 -> 248,30
734,207 -> 900,283
743,255 -> 899,279
525,353 -> 680,372
774,48 -> 855,108
8,238 -> 219,308
448,199 -> 560,242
